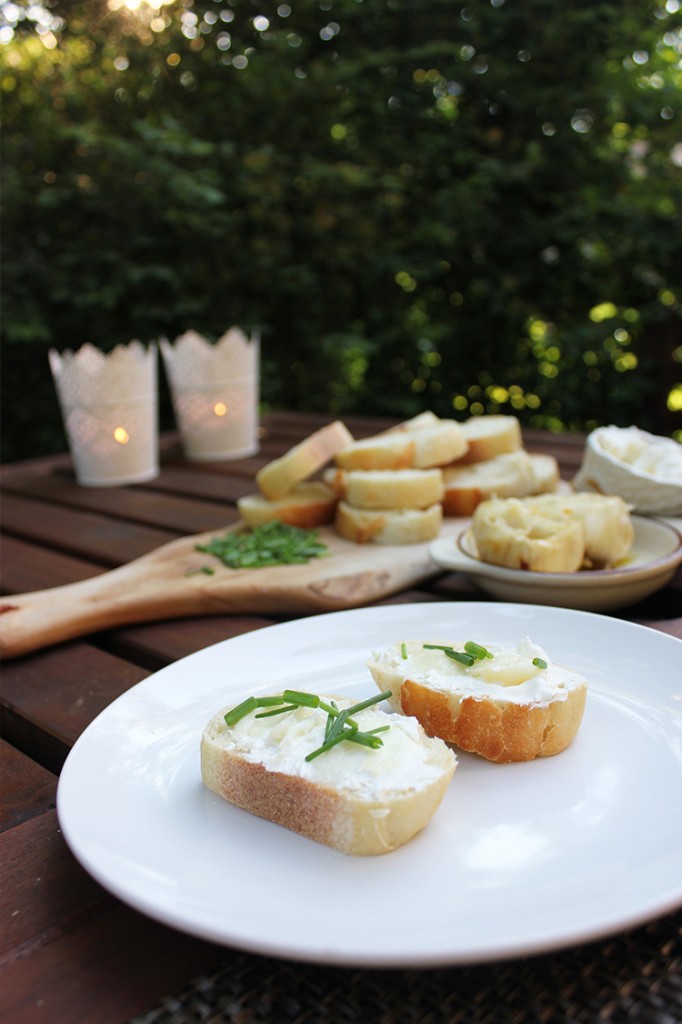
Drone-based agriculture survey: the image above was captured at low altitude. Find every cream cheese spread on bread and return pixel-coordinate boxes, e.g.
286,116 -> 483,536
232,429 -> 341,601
207,696 -> 454,797
369,638 -> 586,707
201,691 -> 457,853
367,638 -> 588,762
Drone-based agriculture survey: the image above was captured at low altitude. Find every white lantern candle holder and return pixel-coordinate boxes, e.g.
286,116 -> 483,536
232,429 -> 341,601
160,328 -> 260,461
49,341 -> 159,487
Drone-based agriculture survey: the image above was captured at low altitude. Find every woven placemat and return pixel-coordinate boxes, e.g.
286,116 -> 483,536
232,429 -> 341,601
130,910 -> 681,1024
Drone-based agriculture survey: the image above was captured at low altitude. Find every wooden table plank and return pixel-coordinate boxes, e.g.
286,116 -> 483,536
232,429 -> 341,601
0,472 -> 240,535
0,811 -> 111,966
140,464 -> 258,504
0,810 -> 225,1024
0,535 -> 105,594
101,613 -> 279,667
1,494 -> 179,567
1,643 -> 149,773
0,741 -> 57,833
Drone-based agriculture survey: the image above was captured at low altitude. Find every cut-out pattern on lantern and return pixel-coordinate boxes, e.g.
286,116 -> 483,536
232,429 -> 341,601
160,328 -> 260,461
49,342 -> 158,487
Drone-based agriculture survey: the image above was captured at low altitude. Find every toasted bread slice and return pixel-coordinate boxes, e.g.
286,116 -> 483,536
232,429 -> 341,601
442,451 -> 537,517
256,421 -> 353,501
524,492 -> 634,568
384,411 -> 441,432
322,467 -> 444,510
367,639 -> 588,763
471,496 -> 585,572
453,415 -> 523,464
335,500 -> 443,544
201,693 -> 456,855
528,452 -> 560,494
237,482 -> 338,529
335,420 -> 467,471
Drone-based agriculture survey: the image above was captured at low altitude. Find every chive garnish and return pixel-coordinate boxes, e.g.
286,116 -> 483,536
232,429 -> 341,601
223,689 -> 392,761
444,649 -> 476,666
185,566 -> 215,577
423,641 -> 494,667
532,657 -> 548,670
224,695 -> 259,726
196,520 -> 329,570
464,641 -> 493,660
422,643 -> 475,666
401,642 -> 408,660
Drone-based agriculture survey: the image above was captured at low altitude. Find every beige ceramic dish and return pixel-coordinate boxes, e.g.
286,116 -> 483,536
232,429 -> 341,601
429,515 -> 682,611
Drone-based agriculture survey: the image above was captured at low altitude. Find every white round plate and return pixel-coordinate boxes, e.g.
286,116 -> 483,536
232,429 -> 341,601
57,603 -> 682,968
430,515 -> 682,611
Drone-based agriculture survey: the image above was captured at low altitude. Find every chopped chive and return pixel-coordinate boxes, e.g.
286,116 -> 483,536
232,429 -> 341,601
185,566 -> 215,577
532,657 -> 548,670
255,704 -> 298,718
464,641 -> 493,660
282,690 -> 320,708
423,642 -> 476,667
401,642 -> 408,660
305,731 -> 349,761
224,689 -> 392,761
224,696 -> 259,726
443,649 -> 476,666
344,690 -> 392,715
196,520 -> 329,570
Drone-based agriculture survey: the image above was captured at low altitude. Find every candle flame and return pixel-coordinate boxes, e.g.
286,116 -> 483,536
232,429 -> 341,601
114,426 -> 130,444
213,401 -> 228,417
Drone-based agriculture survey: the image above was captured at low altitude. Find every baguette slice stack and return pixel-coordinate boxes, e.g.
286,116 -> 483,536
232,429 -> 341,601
201,693 -> 456,855
331,417 -> 467,544
440,415 -> 560,515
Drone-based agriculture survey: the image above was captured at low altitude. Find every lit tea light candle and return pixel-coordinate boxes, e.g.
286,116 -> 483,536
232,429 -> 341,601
160,328 -> 260,461
49,341 -> 158,487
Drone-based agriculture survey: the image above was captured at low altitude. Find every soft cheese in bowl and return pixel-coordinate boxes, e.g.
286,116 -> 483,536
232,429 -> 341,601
573,425 -> 682,516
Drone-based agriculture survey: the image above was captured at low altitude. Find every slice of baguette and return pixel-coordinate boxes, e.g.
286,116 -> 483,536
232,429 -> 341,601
367,639 -> 588,763
201,693 -> 456,855
322,467 -> 444,510
335,500 -> 443,544
335,420 -> 468,471
442,451 -> 537,517
528,453 -> 560,494
256,420 -> 354,501
384,410 -> 441,432
471,496 -> 585,572
525,492 -> 634,568
454,415 -> 523,464
237,482 -> 338,529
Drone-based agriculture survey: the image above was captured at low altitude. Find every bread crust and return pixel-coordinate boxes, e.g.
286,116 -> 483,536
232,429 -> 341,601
237,482 -> 338,528
323,468 -> 444,510
367,641 -> 588,763
442,452 -> 537,517
455,415 -> 523,464
471,497 -> 585,572
256,421 -> 353,500
398,678 -> 587,763
334,500 -> 443,544
335,421 -> 467,471
201,701 -> 456,855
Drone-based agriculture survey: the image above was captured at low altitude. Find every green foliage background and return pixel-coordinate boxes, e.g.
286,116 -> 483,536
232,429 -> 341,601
2,0 -> 681,461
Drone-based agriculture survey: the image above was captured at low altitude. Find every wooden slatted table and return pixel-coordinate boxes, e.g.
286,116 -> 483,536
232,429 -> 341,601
1,412 -> 680,1024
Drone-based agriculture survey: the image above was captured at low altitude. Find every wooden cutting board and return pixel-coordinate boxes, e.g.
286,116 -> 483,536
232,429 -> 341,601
0,518 -> 467,659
